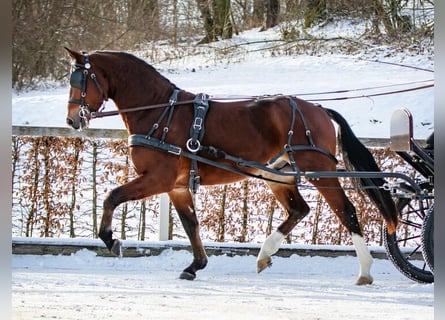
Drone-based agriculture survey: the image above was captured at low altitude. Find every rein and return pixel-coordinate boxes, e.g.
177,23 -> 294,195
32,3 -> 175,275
89,80 -> 433,119
90,99 -> 200,119
309,83 -> 433,102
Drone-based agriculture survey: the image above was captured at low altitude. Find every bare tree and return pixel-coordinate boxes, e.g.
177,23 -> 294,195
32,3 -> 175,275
304,0 -> 327,28
263,0 -> 279,30
196,0 -> 233,43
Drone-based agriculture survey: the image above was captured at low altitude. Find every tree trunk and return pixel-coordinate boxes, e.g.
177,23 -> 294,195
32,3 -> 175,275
25,138 -> 41,237
172,0 -> 179,46
120,153 -> 130,240
68,139 -> 81,238
121,203 -> 127,240
266,197 -> 276,236
311,194 -> 323,244
42,137 -> 52,237
373,0 -> 396,37
168,201 -> 174,240
139,200 -> 146,241
196,0 -> 233,43
217,185 -> 228,242
252,0 -> 265,27
91,141 -> 98,238
127,0 -> 160,42
213,0 -> 233,39
240,180 -> 249,242
196,0 -> 216,43
304,0 -> 327,28
264,0 -> 279,30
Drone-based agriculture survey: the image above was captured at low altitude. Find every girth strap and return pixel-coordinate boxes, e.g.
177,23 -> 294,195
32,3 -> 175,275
186,93 -> 210,153
187,93 -> 210,194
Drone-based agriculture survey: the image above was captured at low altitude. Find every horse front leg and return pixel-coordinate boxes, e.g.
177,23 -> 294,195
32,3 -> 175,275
168,188 -> 208,280
98,174 -> 163,257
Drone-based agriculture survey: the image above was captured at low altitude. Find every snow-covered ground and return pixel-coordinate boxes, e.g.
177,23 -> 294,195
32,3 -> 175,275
12,248 -> 433,320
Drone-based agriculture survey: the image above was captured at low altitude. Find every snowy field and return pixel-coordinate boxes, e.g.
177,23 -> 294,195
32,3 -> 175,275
11,19 -> 435,319
12,248 -> 433,320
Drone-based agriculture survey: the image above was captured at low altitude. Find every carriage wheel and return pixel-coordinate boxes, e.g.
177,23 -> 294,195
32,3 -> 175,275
421,206 -> 434,273
383,183 -> 434,283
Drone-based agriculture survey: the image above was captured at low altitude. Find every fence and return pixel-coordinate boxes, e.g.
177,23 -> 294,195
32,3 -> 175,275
12,126 -> 414,246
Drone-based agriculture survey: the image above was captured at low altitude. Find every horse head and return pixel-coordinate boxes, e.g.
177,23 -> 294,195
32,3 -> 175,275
64,47 -> 109,130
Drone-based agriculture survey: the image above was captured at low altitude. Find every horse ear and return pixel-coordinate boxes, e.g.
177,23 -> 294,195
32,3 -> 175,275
64,47 -> 83,62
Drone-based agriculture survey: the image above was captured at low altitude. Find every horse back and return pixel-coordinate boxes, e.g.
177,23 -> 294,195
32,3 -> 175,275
202,96 -> 336,159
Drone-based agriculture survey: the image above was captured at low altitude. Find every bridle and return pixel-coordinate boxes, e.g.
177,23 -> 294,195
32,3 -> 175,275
68,52 -> 106,120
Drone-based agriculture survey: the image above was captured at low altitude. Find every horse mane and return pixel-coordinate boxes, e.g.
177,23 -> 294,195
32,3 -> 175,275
93,50 -> 178,89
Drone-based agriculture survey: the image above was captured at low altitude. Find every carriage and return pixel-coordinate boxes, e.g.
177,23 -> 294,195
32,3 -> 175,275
384,108 -> 434,283
64,48 -> 434,284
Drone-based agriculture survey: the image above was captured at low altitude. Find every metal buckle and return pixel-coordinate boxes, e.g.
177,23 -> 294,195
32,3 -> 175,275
168,145 -> 182,155
186,138 -> 200,153
79,105 -> 90,119
193,117 -> 203,130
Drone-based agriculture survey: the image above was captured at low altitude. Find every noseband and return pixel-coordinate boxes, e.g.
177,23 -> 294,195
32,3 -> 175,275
68,52 -> 105,118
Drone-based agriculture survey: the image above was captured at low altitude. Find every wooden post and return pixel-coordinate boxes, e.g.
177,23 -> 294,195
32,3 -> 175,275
158,193 -> 170,241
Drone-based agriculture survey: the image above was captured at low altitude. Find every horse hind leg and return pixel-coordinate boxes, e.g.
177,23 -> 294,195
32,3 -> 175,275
257,183 -> 310,273
312,178 -> 374,285
168,187 -> 208,280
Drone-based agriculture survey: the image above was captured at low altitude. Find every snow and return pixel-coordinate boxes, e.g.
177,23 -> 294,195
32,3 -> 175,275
12,248 -> 433,320
12,19 -> 435,319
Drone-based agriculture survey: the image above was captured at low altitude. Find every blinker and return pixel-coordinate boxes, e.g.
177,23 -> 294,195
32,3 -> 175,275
70,70 -> 84,89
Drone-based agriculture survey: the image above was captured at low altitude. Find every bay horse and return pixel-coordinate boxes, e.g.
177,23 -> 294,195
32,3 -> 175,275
64,47 -> 398,285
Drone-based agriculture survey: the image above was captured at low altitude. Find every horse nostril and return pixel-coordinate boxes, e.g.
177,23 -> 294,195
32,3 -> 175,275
66,117 -> 74,126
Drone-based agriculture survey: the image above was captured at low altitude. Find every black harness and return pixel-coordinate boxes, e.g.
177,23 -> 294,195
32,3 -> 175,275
128,91 -> 338,194
67,55 -> 337,193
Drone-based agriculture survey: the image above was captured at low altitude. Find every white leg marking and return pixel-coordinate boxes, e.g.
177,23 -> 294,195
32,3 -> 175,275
351,233 -> 373,284
257,231 -> 285,262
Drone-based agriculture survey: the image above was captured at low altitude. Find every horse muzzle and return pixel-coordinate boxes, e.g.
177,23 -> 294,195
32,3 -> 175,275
66,114 -> 89,130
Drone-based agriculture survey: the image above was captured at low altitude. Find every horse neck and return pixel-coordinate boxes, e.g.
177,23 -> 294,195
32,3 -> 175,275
95,52 -> 181,132
104,59 -> 175,107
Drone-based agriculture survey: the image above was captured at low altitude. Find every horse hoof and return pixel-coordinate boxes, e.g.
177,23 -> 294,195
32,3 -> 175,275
256,257 -> 272,273
179,271 -> 196,280
111,239 -> 123,258
355,276 -> 373,285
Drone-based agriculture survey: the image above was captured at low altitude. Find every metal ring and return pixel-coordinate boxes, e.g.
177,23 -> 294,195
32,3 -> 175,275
79,106 -> 90,119
186,138 -> 200,153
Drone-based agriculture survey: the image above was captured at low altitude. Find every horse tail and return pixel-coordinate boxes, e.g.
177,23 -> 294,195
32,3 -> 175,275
325,108 -> 398,234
